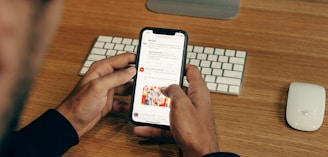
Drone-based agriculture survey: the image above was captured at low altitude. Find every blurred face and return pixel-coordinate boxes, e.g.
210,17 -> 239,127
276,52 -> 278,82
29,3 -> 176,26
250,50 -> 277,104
0,0 -> 63,147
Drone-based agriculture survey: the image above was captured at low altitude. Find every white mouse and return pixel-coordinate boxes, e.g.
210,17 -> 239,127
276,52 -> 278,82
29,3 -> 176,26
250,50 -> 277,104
286,82 -> 326,131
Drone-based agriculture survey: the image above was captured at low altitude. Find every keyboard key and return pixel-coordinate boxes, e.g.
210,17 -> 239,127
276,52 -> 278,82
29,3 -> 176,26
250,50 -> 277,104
187,52 -> 197,59
204,47 -> 214,54
124,45 -> 135,52
233,64 -> 244,71
218,56 -> 229,62
216,77 -> 241,86
94,42 -> 105,48
200,60 -> 211,68
91,48 -> 106,55
229,85 -> 240,94
211,62 -> 222,69
80,35 -> 247,95
132,39 -> 139,46
217,84 -> 228,92
98,36 -> 112,42
122,38 -> 133,44
193,46 -> 204,53
112,37 -> 123,43
222,63 -> 233,70
230,57 -> 245,64
214,48 -> 225,55
84,60 -> 93,67
186,58 -> 190,64
80,67 -> 89,75
207,55 -> 218,61
106,50 -> 117,56
225,50 -> 236,56
183,78 -> 189,87
104,43 -> 115,49
197,53 -> 207,60
189,59 -> 200,66
224,70 -> 243,79
212,69 -> 223,76
207,82 -> 217,91
201,68 -> 212,75
114,44 -> 125,51
187,45 -> 193,51
87,54 -> 106,61
205,75 -> 216,83
236,51 -> 247,58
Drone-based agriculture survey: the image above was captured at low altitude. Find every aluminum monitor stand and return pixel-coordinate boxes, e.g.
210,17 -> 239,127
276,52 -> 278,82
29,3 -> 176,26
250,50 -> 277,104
147,0 -> 240,20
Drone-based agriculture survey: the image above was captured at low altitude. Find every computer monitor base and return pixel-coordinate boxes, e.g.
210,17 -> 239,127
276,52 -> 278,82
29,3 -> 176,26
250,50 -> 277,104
147,0 -> 240,20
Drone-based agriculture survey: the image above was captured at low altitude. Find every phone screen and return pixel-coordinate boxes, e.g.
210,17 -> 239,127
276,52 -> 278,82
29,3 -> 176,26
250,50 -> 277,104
131,27 -> 188,127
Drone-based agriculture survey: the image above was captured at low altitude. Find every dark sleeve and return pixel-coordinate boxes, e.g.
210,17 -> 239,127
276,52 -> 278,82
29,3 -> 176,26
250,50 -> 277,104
203,152 -> 240,157
6,109 -> 79,157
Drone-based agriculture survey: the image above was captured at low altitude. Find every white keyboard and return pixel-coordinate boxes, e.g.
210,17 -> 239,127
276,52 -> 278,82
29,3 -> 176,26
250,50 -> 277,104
79,35 -> 247,95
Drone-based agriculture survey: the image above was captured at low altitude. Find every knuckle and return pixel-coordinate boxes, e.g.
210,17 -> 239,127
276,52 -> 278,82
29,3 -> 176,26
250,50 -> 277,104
89,60 -> 102,68
87,79 -> 103,91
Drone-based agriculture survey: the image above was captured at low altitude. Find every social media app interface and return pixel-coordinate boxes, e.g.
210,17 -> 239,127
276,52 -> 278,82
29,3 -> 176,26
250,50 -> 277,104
132,29 -> 186,126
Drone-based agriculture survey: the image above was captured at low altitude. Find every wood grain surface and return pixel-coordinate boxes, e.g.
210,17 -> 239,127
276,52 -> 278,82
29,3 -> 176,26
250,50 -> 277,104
18,0 -> 328,156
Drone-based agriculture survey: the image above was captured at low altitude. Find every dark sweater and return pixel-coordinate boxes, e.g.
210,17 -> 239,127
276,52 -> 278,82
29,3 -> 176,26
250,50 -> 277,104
3,109 -> 239,157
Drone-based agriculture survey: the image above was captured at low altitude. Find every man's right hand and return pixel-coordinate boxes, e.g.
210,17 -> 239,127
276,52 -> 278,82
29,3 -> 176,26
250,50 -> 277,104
134,64 -> 218,157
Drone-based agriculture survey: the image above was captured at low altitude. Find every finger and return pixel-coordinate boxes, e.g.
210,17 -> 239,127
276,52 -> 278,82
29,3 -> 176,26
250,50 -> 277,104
111,100 -> 130,114
114,81 -> 134,96
161,85 -> 191,109
99,68 -> 135,115
84,67 -> 135,106
185,64 -> 206,88
133,126 -> 171,138
185,65 -> 211,108
95,66 -> 136,92
81,53 -> 136,85
182,86 -> 188,94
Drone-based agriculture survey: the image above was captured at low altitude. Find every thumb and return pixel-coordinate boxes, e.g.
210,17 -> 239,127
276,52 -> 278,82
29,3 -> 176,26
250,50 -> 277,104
161,85 -> 191,109
160,84 -> 183,98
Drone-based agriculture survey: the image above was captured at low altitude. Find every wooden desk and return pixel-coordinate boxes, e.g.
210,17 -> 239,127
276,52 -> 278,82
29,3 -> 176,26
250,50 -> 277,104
19,0 -> 328,156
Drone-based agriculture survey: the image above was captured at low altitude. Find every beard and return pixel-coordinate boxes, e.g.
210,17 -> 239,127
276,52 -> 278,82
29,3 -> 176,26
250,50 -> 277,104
0,0 -> 60,153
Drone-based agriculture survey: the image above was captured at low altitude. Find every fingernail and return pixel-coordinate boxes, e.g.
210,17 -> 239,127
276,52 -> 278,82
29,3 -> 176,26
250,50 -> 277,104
127,67 -> 136,74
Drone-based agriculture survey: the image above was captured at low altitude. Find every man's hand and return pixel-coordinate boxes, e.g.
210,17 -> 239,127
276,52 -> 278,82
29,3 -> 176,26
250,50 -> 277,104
134,65 -> 218,157
57,53 -> 136,137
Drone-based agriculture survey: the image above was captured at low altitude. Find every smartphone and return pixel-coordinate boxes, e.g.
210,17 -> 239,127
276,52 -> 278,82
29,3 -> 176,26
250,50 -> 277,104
130,27 -> 188,129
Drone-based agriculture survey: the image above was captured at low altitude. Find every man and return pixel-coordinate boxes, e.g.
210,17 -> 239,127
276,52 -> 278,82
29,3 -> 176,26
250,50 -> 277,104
0,0 -> 239,156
